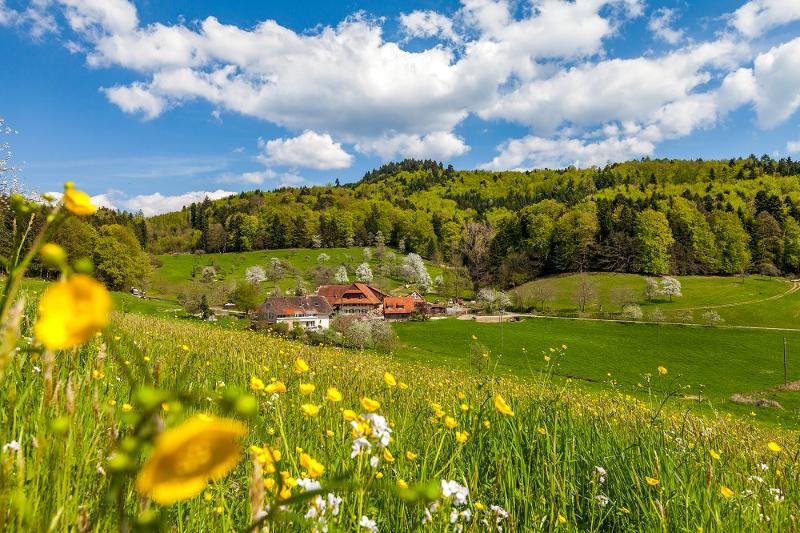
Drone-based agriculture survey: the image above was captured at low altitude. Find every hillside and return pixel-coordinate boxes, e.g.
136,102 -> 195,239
143,156 -> 800,291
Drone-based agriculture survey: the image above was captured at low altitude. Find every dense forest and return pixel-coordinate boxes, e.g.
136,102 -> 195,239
4,155 -> 800,290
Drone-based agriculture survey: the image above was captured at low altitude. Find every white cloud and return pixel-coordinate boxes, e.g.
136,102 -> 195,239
356,131 -> 469,160
648,7 -> 684,45
750,37 -> 800,128
400,10 -> 459,42
259,130 -> 353,170
0,0 -> 57,38
120,189 -> 234,216
731,0 -> 800,38
482,133 -> 655,170
102,82 -> 166,119
59,0 -> 138,35
787,139 -> 800,153
216,169 -> 277,185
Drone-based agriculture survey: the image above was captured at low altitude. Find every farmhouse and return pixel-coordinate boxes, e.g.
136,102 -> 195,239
254,295 -> 333,330
317,283 -> 386,316
383,296 -> 416,320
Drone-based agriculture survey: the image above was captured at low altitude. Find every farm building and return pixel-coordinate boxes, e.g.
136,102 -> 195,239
383,296 -> 416,320
254,295 -> 333,331
317,283 -> 386,316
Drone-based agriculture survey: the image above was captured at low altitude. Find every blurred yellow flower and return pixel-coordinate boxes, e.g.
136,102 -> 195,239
482,420 -> 491,429
293,357 -> 309,373
91,369 -> 105,380
250,377 -> 265,391
299,383 -> 316,395
63,182 -> 97,216
34,274 -> 111,351
720,486 -> 734,498
375,472 -> 384,479
494,394 -> 515,417
405,451 -> 418,461
299,453 -> 325,478
558,514 -> 567,524
397,479 -> 408,489
342,409 -> 358,421
455,431 -> 469,444
709,449 -> 720,460
325,387 -> 343,402
383,372 -> 397,387
398,382 -> 409,390
40,243 -> 67,267
135,415 -> 247,505
122,403 -> 133,412
383,449 -> 395,462
265,381 -> 287,394
360,397 -> 380,412
444,416 -> 459,429
768,441 -> 781,453
475,502 -> 485,511
300,404 -> 320,417
657,366 -> 668,375
203,491 -> 213,502
645,476 -> 659,486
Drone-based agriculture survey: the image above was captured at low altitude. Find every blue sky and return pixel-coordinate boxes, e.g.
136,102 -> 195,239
1,0 -> 799,214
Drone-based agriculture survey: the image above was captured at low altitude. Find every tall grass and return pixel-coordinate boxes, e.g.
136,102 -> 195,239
0,307 -> 796,531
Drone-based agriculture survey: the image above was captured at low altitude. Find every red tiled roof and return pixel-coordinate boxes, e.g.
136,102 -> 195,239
255,296 -> 333,318
383,296 -> 415,315
318,283 -> 384,306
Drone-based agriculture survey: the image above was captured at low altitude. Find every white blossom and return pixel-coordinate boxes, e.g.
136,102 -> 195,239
595,494 -> 610,507
2,440 -> 19,452
441,480 -> 469,506
359,515 -> 378,532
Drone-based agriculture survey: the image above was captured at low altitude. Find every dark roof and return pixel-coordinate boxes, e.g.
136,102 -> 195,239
255,295 -> 333,318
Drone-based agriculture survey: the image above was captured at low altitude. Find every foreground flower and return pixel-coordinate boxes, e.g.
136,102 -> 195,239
645,476 -> 659,486
299,383 -> 316,395
325,387 -> 343,402
720,486 -> 734,498
299,453 -> 325,478
265,381 -> 287,394
360,397 -> 380,412
455,431 -> 469,444
136,415 -> 247,505
767,441 -> 782,453
494,394 -> 515,417
301,404 -> 320,417
250,377 -> 265,391
294,357 -> 310,373
383,372 -> 397,387
34,274 -> 112,351
657,366 -> 668,375
63,182 -> 98,215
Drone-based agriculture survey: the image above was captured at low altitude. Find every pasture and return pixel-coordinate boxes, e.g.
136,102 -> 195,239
394,317 -> 800,428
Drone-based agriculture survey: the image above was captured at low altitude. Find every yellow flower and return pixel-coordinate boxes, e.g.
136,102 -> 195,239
293,357 -> 309,374
34,274 -> 111,351
375,472 -> 383,479
482,420 -> 491,429
383,372 -> 397,387
444,416 -> 459,429
405,451 -> 418,461
494,394 -> 515,417
460,403 -> 470,412
657,366 -> 668,375
396,479 -> 408,489
161,402 -> 171,412
299,453 -> 325,478
264,381 -> 287,394
299,383 -> 316,395
360,397 -> 380,412
63,182 -> 97,216
135,415 -> 247,505
558,514 -> 567,524
213,506 -> 224,515
544,355 -> 551,362
122,403 -> 134,412
455,431 -> 469,444
342,409 -> 358,421
325,430 -> 334,438
645,476 -> 660,486
300,404 -> 320,417
250,377 -> 265,391
203,491 -> 213,502
40,243 -> 67,267
475,502 -> 485,511
768,441 -> 782,453
398,382 -> 409,390
91,369 -> 105,380
383,448 -> 395,463
720,486 -> 734,498
709,449 -> 720,460
325,387 -> 343,402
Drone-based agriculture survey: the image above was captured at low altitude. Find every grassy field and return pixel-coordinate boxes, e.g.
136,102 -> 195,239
394,317 -> 800,428
514,272 -> 800,329
1,308 -> 796,531
152,247 -> 445,300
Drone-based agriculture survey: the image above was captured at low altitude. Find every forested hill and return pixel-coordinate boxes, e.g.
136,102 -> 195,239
26,155 -> 800,291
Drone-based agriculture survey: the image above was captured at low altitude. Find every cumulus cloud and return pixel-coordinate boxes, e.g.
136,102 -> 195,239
749,37 -> 800,128
102,82 -> 166,120
259,130 -> 353,170
731,0 -> 800,38
0,0 -> 58,38
400,10 -> 459,42
118,189 -> 235,216
648,7 -> 684,44
356,131 -> 469,160
787,139 -> 800,153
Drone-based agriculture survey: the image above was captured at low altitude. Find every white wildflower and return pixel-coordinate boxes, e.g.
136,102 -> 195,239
359,515 -> 378,532
441,480 -> 469,506
595,494 -> 610,507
